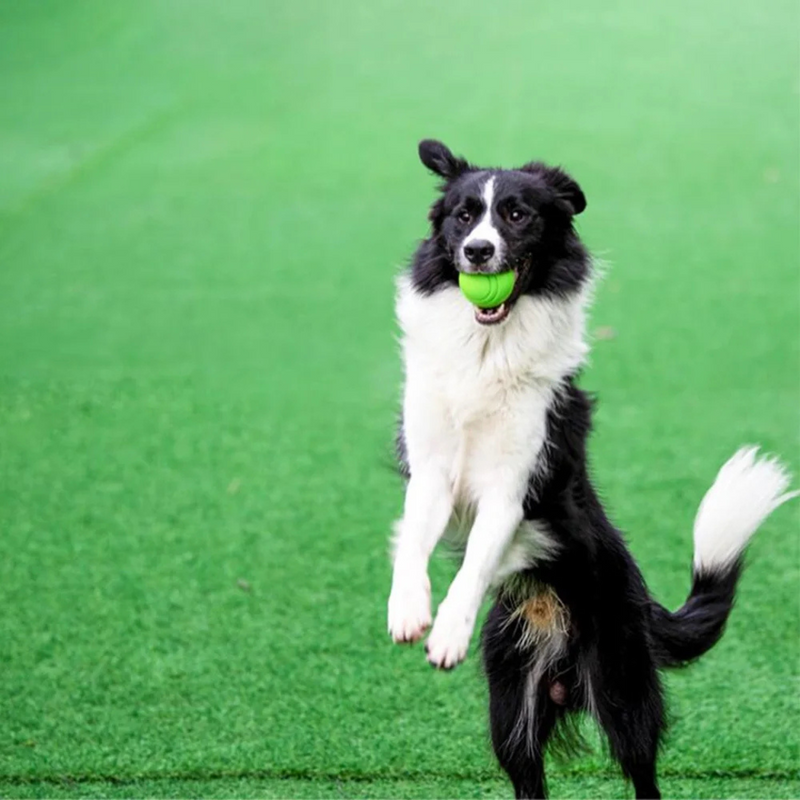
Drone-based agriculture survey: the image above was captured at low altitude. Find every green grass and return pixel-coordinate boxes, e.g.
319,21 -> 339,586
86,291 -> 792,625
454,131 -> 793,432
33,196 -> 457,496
0,1 -> 797,798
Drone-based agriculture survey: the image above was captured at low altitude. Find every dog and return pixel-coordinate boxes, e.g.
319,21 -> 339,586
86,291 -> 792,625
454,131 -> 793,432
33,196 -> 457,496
387,139 -> 796,799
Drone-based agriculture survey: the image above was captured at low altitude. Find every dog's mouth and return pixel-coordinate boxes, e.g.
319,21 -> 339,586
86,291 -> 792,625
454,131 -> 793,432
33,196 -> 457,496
470,259 -> 529,326
474,302 -> 511,325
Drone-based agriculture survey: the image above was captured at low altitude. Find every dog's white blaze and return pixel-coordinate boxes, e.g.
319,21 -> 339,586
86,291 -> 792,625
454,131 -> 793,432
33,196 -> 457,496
390,275 -> 590,666
693,446 -> 798,572
460,176 -> 505,271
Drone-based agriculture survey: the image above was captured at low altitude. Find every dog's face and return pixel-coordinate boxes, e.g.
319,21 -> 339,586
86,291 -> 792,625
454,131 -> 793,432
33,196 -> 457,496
417,140 -> 587,325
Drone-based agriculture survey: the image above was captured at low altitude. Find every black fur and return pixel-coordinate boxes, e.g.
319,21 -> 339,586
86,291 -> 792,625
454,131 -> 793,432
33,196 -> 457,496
479,378 -> 742,799
649,562 -> 742,668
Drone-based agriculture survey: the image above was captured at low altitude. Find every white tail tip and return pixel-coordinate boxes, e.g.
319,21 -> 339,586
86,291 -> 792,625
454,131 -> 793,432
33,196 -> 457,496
693,446 -> 798,573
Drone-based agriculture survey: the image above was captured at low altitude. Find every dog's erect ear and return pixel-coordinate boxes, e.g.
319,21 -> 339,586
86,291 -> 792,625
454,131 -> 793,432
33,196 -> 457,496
522,162 -> 586,216
418,139 -> 469,180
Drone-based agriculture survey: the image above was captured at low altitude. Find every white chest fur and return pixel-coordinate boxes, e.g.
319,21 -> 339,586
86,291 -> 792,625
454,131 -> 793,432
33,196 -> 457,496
396,275 -> 589,509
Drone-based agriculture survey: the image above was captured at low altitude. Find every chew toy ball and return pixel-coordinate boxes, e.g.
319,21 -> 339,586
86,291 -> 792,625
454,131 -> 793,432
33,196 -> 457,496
458,270 -> 515,308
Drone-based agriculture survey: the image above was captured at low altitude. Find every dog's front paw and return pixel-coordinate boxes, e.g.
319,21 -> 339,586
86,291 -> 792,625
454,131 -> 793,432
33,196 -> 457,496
425,601 -> 474,670
387,572 -> 431,644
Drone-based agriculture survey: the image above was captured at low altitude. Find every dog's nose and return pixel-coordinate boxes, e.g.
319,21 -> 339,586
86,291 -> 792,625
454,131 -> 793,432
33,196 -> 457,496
463,240 -> 495,265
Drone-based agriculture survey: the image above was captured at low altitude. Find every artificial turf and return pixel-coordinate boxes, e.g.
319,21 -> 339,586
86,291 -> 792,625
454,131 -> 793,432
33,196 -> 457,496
0,1 -> 797,798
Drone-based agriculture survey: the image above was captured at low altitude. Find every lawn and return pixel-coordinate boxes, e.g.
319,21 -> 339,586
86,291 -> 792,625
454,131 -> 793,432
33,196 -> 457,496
0,1 -> 797,798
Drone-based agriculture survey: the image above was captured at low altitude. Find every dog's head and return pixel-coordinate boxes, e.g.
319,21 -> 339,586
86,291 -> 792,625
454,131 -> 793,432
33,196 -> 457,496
416,139 -> 588,325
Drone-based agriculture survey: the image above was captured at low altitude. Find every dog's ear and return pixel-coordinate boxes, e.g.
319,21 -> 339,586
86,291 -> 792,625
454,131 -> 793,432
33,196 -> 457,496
419,139 -> 469,180
547,167 -> 586,215
522,162 -> 586,216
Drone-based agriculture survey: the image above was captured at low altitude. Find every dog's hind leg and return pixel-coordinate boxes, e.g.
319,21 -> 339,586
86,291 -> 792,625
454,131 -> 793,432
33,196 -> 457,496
587,644 -> 665,800
599,707 -> 662,800
483,600 -> 564,799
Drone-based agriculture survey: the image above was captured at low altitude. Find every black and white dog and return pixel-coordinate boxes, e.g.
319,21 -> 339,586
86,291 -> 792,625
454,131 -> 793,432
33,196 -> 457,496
387,140 -> 796,799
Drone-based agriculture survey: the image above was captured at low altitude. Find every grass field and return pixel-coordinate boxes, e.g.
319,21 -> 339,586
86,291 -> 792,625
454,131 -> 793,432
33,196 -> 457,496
1,1 -> 798,798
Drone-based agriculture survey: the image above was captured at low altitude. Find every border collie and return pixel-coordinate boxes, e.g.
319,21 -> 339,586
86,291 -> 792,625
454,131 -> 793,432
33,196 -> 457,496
387,139 -> 796,799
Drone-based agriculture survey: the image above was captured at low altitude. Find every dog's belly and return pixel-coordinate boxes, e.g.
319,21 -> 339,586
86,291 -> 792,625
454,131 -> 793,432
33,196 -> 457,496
445,513 -> 559,585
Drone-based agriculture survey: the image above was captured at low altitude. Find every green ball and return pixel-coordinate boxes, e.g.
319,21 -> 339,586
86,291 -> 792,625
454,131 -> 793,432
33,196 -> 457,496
458,270 -> 516,308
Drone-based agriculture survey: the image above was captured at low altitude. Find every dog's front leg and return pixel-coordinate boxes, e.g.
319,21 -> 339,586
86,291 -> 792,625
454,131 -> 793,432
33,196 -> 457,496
426,491 -> 523,669
388,468 -> 453,644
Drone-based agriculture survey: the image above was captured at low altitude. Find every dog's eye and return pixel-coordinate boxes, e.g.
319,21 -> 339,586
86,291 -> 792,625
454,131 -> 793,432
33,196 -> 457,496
509,208 -> 526,223
457,209 -> 471,223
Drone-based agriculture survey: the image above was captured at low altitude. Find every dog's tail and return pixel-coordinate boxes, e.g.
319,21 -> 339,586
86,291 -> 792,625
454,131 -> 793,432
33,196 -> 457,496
650,447 -> 796,669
